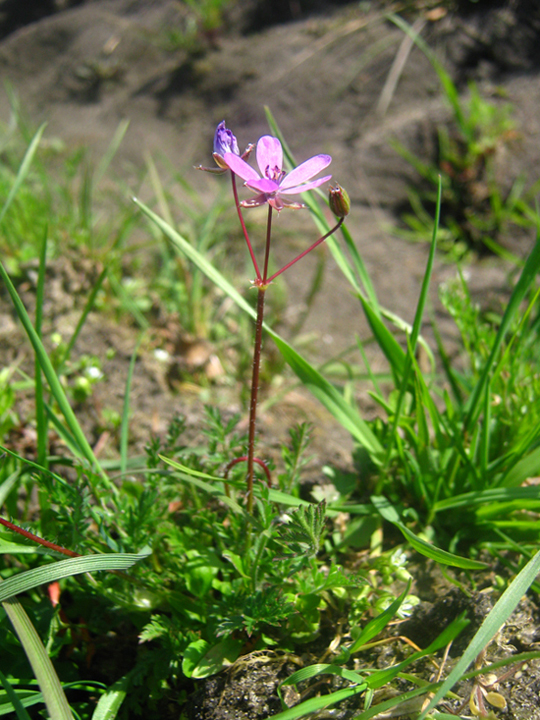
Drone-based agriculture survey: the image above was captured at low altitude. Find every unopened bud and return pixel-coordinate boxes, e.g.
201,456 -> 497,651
213,120 -> 239,167
328,183 -> 350,218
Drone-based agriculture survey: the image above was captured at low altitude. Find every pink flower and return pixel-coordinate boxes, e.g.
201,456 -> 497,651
223,135 -> 331,212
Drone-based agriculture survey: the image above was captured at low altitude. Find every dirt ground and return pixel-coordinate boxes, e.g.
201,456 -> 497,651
1,1 -> 540,718
2,0 -> 540,458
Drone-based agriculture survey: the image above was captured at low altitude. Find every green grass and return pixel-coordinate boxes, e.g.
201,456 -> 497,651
0,81 -> 539,720
389,14 -> 539,261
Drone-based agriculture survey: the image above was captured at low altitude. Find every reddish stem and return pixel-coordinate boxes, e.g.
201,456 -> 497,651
231,172 -> 262,281
266,217 -> 344,284
224,456 -> 272,487
0,517 -> 80,558
246,285 -> 267,513
262,205 -> 273,284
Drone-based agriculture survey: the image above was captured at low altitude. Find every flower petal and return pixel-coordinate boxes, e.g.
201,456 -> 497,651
213,121 -> 239,157
240,193 -> 268,208
280,197 -> 306,210
256,136 -> 283,176
223,152 -> 260,181
246,178 -> 279,194
280,174 -> 332,195
280,154 -> 332,190
269,195 -> 284,212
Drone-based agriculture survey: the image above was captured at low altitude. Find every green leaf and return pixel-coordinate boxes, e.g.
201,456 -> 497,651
0,551 -> 150,602
182,638 -> 243,679
2,598 -> 74,720
0,124 -> 46,224
464,234 -> 540,432
190,637 -> 243,679
91,675 -> 129,720
182,640 -> 210,678
395,521 -> 487,569
419,550 -> 540,718
348,582 -> 411,654
371,496 -> 487,569
0,261 -> 111,490
0,671 -> 32,720
280,664 -> 366,689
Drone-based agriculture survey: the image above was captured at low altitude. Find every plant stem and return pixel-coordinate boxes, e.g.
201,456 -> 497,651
246,285 -> 266,514
231,172 -> 261,281
246,206 -> 273,513
0,517 -> 80,558
266,217 -> 344,283
262,204 -> 273,283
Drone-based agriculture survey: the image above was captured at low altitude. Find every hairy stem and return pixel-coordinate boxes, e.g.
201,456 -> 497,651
0,517 -> 80,558
231,172 -> 261,280
246,285 -> 267,513
246,206 -> 273,512
262,205 -> 273,284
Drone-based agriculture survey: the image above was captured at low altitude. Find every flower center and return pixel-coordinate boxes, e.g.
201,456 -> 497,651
264,164 -> 286,184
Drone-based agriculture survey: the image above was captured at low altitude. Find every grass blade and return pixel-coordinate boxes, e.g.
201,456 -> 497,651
271,685 -> 365,720
0,552 -> 150,602
0,671 -> 33,720
419,549 -> 540,718
0,468 -> 21,507
372,495 -> 486,569
2,597 -> 74,720
59,266 -> 108,371
94,120 -> 130,188
0,260 -> 111,490
91,674 -> 129,720
0,123 -> 46,224
35,227 -> 48,471
348,582 -> 411,653
384,177 -> 441,464
120,333 -> 145,474
465,233 -> 540,432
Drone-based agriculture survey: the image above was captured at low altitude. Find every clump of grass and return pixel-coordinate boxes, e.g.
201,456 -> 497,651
390,15 -> 539,261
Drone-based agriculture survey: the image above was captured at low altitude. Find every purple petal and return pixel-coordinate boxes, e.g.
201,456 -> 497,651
223,152 -> 260,181
280,174 -> 332,195
240,194 -> 268,208
280,198 -> 307,210
256,136 -> 283,176
280,155 -> 332,190
246,178 -> 279,194
213,121 -> 239,157
269,195 -> 284,212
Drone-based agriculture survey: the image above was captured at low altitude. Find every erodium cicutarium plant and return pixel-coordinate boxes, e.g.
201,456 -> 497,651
199,121 -> 349,513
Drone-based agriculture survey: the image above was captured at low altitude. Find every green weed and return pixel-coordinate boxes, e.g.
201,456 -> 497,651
390,15 -> 538,260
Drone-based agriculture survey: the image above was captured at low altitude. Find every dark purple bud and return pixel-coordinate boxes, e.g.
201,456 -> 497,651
213,121 -> 239,168
328,183 -> 350,218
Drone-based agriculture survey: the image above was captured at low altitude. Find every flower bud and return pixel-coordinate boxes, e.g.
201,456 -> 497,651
213,120 -> 239,168
328,183 -> 350,218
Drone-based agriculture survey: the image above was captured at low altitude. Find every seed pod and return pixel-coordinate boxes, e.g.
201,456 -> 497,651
328,183 -> 350,217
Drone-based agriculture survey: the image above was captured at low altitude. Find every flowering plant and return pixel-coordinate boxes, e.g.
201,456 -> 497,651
200,121 -> 348,512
